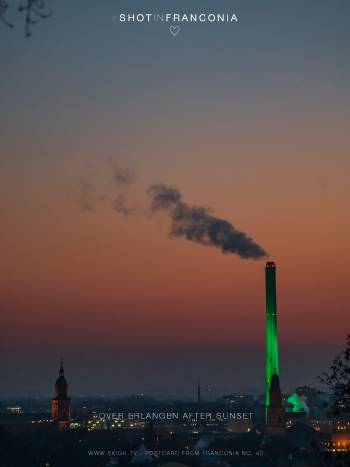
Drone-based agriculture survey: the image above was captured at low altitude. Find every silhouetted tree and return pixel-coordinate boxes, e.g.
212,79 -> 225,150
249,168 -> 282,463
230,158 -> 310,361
319,334 -> 350,414
0,0 -> 52,36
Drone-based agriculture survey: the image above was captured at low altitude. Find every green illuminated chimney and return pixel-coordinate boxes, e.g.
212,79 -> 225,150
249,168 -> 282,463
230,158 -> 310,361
265,261 -> 279,408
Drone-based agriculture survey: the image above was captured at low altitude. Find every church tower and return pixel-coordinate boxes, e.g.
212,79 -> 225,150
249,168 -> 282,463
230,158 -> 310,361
51,360 -> 71,429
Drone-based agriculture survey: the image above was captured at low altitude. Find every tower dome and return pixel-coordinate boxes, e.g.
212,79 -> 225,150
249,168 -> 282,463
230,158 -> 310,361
55,361 -> 68,399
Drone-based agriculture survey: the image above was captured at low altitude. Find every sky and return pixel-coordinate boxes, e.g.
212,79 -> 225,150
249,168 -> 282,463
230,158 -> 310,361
0,0 -> 349,398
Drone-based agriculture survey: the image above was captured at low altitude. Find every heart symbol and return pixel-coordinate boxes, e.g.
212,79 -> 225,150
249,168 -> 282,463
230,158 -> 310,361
169,25 -> 181,37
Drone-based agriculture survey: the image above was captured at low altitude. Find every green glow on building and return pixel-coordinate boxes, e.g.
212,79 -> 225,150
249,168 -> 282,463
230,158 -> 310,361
287,393 -> 308,414
266,262 -> 279,408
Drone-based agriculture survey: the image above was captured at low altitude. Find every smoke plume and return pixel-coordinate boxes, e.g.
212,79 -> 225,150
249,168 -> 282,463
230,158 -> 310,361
79,161 -> 136,215
114,193 -> 131,217
147,184 -> 267,260
79,178 -> 96,211
110,161 -> 135,216
111,162 -> 136,187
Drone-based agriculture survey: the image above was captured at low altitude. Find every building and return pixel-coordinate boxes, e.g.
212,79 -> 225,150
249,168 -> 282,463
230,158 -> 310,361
265,262 -> 286,434
267,374 -> 286,434
6,405 -> 23,414
51,360 -> 71,429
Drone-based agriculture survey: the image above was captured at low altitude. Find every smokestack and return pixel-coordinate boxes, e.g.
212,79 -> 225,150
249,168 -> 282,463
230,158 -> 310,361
265,261 -> 279,408
265,261 -> 286,433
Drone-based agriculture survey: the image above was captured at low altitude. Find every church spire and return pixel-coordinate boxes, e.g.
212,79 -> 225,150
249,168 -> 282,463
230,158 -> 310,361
59,358 -> 64,377
51,358 -> 71,429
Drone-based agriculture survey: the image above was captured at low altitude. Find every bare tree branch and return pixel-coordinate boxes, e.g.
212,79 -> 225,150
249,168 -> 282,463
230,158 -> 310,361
0,0 -> 52,36
18,0 -> 53,36
0,1 -> 14,27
